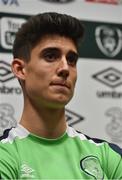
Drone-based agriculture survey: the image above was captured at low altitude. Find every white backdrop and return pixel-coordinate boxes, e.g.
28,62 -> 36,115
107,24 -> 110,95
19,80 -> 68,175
0,0 -> 122,147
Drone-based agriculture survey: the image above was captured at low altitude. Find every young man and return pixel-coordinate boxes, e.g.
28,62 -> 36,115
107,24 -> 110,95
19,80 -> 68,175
0,12 -> 122,179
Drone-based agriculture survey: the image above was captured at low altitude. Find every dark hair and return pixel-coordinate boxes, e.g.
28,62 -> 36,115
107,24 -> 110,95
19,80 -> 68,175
13,12 -> 84,61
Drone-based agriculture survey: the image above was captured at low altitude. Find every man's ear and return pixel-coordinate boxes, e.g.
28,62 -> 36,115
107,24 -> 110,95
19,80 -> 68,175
11,58 -> 26,80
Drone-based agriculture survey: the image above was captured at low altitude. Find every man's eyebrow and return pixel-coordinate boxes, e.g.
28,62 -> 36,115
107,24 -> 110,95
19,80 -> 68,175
41,47 -> 78,53
40,47 -> 60,54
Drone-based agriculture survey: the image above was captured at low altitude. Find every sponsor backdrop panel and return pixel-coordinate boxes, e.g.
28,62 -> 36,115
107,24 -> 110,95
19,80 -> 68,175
0,0 -> 122,22
0,53 -> 23,135
67,59 -> 122,147
0,0 -> 122,147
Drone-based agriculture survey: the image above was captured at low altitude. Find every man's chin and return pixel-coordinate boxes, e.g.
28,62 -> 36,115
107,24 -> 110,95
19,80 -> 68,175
48,96 -> 72,109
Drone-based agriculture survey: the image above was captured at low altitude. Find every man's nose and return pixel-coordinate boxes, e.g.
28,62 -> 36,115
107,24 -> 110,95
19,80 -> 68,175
57,57 -> 69,79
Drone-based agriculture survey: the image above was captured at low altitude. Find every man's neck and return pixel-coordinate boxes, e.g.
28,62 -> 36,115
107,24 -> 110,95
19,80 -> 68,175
20,102 -> 67,139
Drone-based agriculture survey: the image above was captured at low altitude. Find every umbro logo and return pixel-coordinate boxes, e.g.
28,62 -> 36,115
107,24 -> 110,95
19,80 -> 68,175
92,67 -> 122,88
0,61 -> 15,83
65,109 -> 84,126
20,163 -> 35,178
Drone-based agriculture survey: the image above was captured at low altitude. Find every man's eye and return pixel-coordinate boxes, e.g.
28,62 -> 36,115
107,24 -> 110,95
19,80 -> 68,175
66,52 -> 78,66
44,53 -> 59,62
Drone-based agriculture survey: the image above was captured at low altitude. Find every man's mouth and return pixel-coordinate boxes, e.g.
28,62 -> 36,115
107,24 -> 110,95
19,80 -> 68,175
50,81 -> 71,89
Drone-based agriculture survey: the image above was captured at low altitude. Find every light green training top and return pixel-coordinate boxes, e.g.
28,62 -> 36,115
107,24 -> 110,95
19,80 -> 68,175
0,124 -> 122,179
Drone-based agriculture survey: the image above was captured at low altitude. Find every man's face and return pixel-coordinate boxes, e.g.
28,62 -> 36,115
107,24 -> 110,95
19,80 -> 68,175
23,35 -> 78,109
